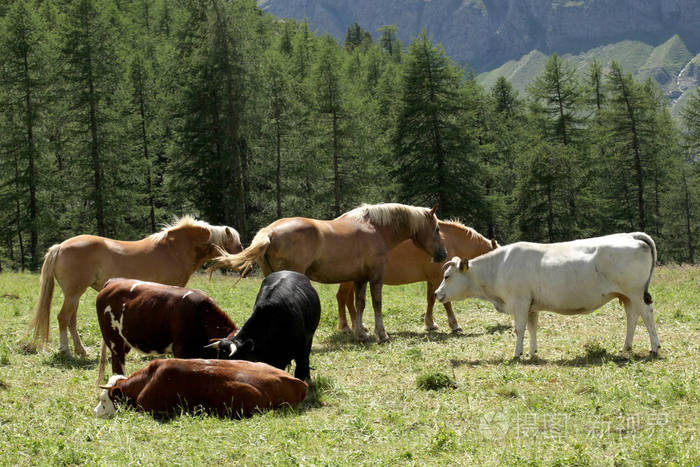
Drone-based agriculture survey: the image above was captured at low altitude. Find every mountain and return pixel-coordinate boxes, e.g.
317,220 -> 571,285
477,35 -> 700,115
257,0 -> 700,73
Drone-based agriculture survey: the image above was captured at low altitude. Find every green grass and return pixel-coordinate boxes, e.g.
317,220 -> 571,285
1,266 -> 699,464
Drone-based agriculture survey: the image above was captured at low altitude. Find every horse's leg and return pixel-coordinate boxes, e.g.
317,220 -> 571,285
424,282 -> 438,331
370,281 -> 389,343
336,283 -> 353,333
57,293 -> 81,355
68,309 -> 88,357
353,281 -> 370,342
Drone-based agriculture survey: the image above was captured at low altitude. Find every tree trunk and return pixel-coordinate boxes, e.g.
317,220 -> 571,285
23,50 -> 39,270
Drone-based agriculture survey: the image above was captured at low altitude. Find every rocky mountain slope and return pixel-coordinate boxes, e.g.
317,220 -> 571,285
258,0 -> 700,73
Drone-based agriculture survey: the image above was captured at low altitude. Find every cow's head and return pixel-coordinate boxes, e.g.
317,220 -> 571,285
94,375 -> 127,418
435,256 -> 472,303
204,338 -> 254,360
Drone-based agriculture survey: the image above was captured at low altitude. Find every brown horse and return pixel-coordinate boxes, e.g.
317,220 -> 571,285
336,220 -> 498,334
29,216 -> 242,356
209,203 -> 447,342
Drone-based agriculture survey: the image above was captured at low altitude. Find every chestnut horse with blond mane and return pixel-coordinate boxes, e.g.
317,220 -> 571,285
29,216 -> 242,356
209,203 -> 447,342
336,220 -> 498,334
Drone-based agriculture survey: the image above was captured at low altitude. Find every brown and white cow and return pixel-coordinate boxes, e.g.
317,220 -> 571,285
435,232 -> 660,358
94,358 -> 308,418
96,278 -> 239,382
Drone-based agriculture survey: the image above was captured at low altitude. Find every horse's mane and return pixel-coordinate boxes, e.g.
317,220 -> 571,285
441,219 -> 488,241
342,203 -> 431,235
149,215 -> 240,246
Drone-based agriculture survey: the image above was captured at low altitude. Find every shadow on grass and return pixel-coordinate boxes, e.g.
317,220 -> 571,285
485,323 -> 511,334
43,352 -> 98,370
450,350 -> 660,368
317,328 -> 472,353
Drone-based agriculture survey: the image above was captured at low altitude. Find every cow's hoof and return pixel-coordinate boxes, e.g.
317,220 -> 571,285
377,332 -> 390,343
649,350 -> 659,359
338,325 -> 352,334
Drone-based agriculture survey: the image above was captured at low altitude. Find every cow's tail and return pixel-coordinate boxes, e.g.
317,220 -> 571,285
207,227 -> 272,276
27,244 -> 61,345
97,340 -> 107,385
631,232 -> 656,305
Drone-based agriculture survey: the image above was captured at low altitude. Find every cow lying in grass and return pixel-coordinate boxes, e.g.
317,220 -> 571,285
206,270 -> 321,381
94,358 -> 308,418
435,232 -> 660,358
96,279 -> 239,382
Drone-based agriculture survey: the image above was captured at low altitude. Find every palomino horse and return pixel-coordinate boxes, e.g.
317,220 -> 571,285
209,203 -> 447,342
336,220 -> 498,334
29,216 -> 242,356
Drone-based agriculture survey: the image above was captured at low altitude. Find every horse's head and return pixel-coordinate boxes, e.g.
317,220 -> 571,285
413,204 -> 447,263
221,226 -> 243,254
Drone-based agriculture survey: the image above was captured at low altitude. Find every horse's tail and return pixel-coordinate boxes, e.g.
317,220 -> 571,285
207,227 -> 272,275
97,340 -> 107,385
631,232 -> 656,305
28,244 -> 61,345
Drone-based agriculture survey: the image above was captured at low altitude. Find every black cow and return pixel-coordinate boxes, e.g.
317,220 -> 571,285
207,271 -> 321,381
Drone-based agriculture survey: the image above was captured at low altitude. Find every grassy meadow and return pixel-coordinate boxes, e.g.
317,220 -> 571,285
0,266 -> 698,465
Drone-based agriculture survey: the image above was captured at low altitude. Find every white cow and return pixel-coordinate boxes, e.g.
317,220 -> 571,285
435,232 -> 660,358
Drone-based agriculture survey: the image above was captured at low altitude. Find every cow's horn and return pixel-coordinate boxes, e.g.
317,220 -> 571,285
228,343 -> 237,357
204,341 -> 221,350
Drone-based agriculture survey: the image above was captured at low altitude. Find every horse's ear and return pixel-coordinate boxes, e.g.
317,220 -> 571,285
225,227 -> 233,240
491,238 -> 499,249
429,204 -> 438,215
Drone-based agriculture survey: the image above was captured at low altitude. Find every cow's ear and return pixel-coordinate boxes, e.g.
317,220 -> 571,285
110,386 -> 123,400
429,204 -> 438,215
458,258 -> 469,271
241,339 -> 254,353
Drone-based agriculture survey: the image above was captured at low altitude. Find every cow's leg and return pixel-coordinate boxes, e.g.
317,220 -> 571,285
294,339 -> 312,381
111,342 -> 130,376
638,302 -> 660,355
370,281 -> 389,343
336,283 -> 352,332
353,281 -> 370,342
527,311 -> 539,357
511,304 -> 528,359
57,293 -> 82,355
621,298 -> 638,353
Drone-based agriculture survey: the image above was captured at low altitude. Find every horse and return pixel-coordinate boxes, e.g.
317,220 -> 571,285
208,203 -> 447,343
335,220 -> 498,334
29,216 -> 242,356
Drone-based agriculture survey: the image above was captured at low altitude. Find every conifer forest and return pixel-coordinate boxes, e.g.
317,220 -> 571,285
1,0 -> 699,270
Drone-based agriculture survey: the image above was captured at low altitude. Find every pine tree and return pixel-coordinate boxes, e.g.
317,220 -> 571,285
393,30 -> 481,219
0,0 -> 49,269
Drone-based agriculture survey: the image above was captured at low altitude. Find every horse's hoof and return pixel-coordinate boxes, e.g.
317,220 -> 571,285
378,334 -> 390,344
451,327 -> 463,334
355,332 -> 370,343
338,325 -> 353,334
649,350 -> 659,358
425,324 -> 439,331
